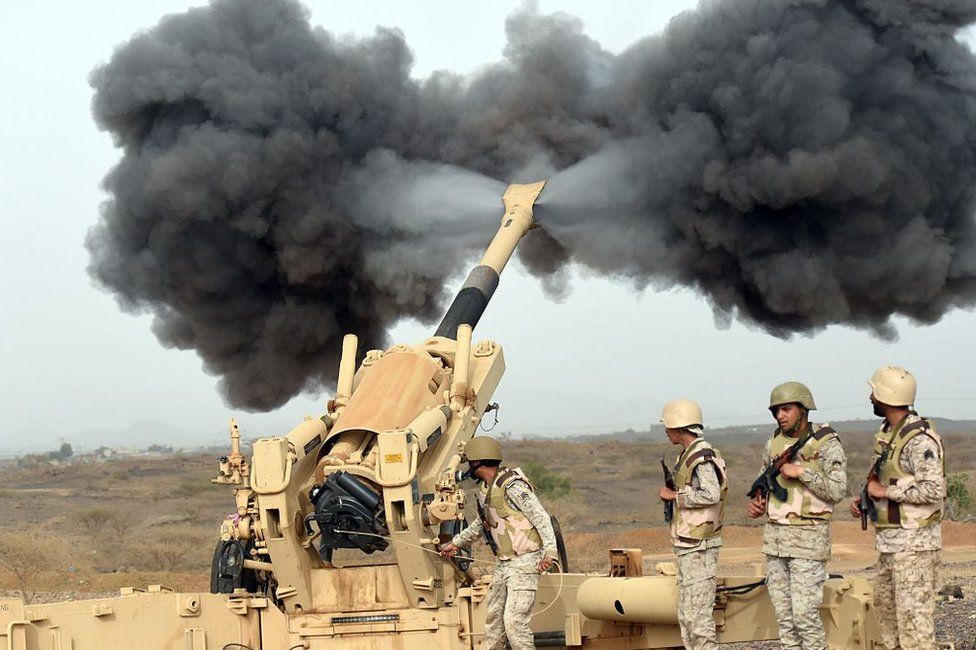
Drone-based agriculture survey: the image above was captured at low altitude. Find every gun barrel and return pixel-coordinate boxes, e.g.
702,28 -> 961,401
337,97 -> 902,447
434,181 -> 546,339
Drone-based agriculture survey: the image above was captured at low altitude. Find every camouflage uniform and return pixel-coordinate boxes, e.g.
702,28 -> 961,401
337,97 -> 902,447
674,459 -> 724,650
760,427 -> 847,650
868,414 -> 945,650
452,473 -> 557,650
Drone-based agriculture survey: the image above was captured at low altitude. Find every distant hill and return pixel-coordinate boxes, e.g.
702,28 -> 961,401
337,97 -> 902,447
2,415 -> 971,457
2,420 -> 224,455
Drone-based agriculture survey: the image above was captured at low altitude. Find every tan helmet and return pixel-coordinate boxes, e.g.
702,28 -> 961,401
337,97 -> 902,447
660,399 -> 703,430
769,381 -> 816,411
462,436 -> 503,462
868,365 -> 916,407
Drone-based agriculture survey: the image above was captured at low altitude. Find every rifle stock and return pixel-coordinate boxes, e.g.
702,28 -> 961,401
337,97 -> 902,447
475,498 -> 498,556
660,456 -> 675,524
859,445 -> 889,530
859,484 -> 871,530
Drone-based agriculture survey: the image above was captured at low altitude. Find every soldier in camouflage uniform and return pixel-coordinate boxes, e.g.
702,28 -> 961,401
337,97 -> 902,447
440,437 -> 558,650
851,366 -> 945,650
658,399 -> 727,650
747,382 -> 847,650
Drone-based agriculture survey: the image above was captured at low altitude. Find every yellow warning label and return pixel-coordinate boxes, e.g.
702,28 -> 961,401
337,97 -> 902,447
384,453 -> 404,464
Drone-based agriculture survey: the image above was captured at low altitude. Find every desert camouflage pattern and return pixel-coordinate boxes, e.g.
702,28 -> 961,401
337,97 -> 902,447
872,415 -> 945,531
671,439 -> 727,548
760,433 -> 846,561
762,521 -> 832,561
765,425 -> 846,524
451,471 -> 556,649
676,546 -> 719,650
760,428 -> 845,649
484,549 -> 543,650
674,461 -> 726,556
874,549 -> 939,650
451,472 -> 557,560
484,468 -> 544,558
766,556 -> 828,650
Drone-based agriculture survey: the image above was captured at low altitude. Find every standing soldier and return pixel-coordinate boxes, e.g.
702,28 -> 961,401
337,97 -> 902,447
658,399 -> 727,650
746,382 -> 847,650
851,366 -> 944,650
439,437 -> 558,650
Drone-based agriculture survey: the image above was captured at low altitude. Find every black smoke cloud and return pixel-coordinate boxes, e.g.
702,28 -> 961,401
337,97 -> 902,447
88,0 -> 976,410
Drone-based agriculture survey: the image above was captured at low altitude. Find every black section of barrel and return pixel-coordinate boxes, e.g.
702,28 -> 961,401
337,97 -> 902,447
334,471 -> 381,510
434,265 -> 499,338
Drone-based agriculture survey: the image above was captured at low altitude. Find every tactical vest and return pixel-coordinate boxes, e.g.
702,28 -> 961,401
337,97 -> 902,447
873,416 -> 945,530
766,423 -> 839,525
671,438 -> 727,548
479,467 -> 543,559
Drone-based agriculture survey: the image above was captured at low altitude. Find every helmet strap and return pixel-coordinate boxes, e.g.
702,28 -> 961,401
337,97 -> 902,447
785,409 -> 808,435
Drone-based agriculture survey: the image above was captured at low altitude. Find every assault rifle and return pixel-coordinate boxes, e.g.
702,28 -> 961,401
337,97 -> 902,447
475,498 -> 499,555
660,456 -> 675,523
746,426 -> 816,501
860,445 -> 891,530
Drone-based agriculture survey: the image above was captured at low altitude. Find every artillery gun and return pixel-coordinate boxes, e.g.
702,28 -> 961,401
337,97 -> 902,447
0,182 -> 883,648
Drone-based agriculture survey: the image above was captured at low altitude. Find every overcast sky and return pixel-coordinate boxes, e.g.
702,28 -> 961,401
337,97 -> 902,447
2,0 -> 975,451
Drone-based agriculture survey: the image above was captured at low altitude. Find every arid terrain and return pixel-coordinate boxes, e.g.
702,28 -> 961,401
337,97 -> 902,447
1,422 -> 973,646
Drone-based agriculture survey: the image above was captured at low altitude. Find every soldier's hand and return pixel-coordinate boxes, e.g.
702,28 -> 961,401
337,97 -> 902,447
439,543 -> 459,559
866,478 -> 887,499
747,495 -> 766,519
538,555 -> 555,572
659,486 -> 676,501
849,499 -> 862,518
779,462 -> 804,479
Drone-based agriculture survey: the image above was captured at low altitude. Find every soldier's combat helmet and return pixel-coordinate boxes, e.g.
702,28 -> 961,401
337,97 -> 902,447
462,436 -> 503,462
660,399 -> 704,431
868,365 -> 916,407
769,381 -> 816,412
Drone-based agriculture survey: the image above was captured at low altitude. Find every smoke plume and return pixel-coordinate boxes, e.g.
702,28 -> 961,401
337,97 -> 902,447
88,0 -> 976,409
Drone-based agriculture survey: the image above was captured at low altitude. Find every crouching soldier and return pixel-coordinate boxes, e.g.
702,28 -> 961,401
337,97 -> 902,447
658,399 -> 727,650
440,436 -> 558,650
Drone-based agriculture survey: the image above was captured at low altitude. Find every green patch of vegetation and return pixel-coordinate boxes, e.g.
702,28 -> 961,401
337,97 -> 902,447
946,472 -> 973,519
522,461 -> 571,499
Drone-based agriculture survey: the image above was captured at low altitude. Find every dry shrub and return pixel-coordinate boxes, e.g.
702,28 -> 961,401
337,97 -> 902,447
0,530 -> 65,603
107,510 -> 139,538
74,507 -> 113,539
122,525 -> 215,572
